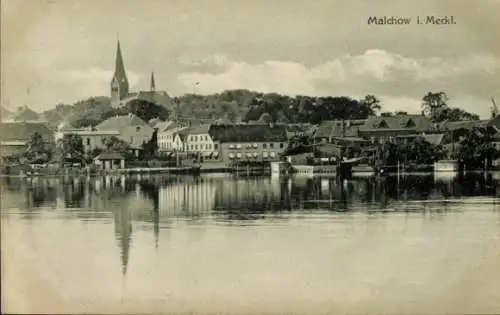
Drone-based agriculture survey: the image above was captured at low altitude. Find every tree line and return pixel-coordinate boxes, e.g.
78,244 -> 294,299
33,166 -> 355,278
42,90 -> 481,130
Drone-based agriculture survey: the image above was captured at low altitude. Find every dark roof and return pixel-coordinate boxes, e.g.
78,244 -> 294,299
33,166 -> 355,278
438,120 -> 490,131
187,123 -> 211,135
0,121 -> 53,142
316,120 -> 360,138
95,151 -> 125,160
359,115 -> 434,132
96,114 -> 148,131
209,124 -> 287,142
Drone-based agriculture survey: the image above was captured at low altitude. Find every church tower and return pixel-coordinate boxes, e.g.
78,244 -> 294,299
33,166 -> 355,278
110,39 -> 129,107
150,71 -> 156,93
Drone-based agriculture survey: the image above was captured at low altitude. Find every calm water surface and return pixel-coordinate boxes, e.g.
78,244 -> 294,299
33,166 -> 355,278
2,173 -> 500,312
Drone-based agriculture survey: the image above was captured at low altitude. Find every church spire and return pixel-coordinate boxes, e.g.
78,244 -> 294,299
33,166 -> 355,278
150,71 -> 156,93
110,37 -> 129,107
114,39 -> 128,85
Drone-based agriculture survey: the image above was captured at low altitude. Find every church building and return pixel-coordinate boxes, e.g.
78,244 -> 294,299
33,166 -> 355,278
110,39 -> 172,108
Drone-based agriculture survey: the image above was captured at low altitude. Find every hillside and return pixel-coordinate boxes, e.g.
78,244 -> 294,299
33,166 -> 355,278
39,90 -> 385,129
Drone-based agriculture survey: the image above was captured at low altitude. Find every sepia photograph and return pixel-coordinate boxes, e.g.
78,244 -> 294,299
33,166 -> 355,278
1,0 -> 500,314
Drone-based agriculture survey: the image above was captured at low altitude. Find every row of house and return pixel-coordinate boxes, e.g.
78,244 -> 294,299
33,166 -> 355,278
313,114 -> 500,159
3,111 -> 500,165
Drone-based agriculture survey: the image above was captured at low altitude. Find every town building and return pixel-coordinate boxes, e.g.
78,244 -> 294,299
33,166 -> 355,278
358,115 -> 435,143
95,113 -> 154,156
157,124 -> 187,152
94,151 -> 126,170
437,120 -> 491,142
1,105 -> 42,122
55,122 -> 120,152
184,124 -> 218,156
208,124 -> 288,164
0,121 -> 53,159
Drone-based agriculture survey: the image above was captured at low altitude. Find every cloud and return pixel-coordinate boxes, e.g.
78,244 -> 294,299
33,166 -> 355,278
176,49 -> 499,117
178,53 -> 230,67
52,66 -> 143,99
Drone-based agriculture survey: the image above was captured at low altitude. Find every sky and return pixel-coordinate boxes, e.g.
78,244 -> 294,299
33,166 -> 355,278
1,0 -> 500,117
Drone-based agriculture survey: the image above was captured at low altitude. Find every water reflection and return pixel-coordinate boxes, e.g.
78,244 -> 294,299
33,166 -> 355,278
1,173 -> 499,275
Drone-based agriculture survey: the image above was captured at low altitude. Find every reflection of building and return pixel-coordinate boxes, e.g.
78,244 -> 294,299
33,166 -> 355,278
113,200 -> 132,275
158,178 -> 217,217
213,178 -> 287,211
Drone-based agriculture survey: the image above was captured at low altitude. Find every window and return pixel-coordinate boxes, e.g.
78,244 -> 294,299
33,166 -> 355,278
205,135 -> 208,141
270,143 -> 274,149
280,143 -> 284,148
87,138 -> 91,146
136,126 -> 141,132
194,135 -> 198,141
263,143 -> 267,149
195,144 -> 198,150
214,143 -> 219,150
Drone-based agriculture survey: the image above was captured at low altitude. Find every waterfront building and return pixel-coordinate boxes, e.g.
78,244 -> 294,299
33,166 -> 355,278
358,115 -> 435,143
95,113 -> 154,156
209,124 -> 288,164
54,123 -> 120,152
0,121 -> 53,158
157,125 -> 187,152
184,124 -> 219,158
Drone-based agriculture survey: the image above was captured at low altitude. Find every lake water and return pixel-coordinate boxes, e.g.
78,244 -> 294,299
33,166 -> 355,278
2,173 -> 500,314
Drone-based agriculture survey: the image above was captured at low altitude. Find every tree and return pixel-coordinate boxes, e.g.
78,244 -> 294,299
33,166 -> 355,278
422,92 -> 448,117
381,112 -> 393,117
404,138 -> 446,165
120,99 -> 170,122
24,132 -> 52,163
376,138 -> 446,167
85,147 -> 103,164
59,133 -> 85,164
142,129 -> 159,160
360,94 -> 382,115
103,136 -> 135,160
422,92 -> 479,123
283,135 -> 313,156
456,127 -> 497,170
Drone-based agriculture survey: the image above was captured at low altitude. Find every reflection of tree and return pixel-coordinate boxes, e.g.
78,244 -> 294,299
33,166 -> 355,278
62,178 -> 85,208
213,177 -> 289,220
139,181 -> 160,248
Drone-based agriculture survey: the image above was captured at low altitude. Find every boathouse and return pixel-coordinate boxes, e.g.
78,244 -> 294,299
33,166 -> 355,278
94,151 -> 126,170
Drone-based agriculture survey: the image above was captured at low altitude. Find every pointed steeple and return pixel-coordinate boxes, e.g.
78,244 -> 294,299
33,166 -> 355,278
110,37 -> 129,107
114,39 -> 129,87
150,71 -> 156,93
